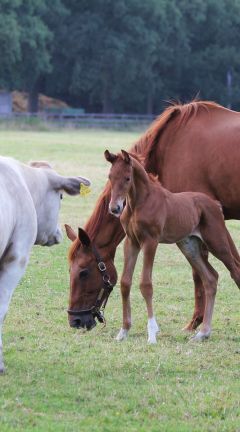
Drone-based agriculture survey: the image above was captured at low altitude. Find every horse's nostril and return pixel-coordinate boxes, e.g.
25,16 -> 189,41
112,205 -> 120,214
71,318 -> 82,328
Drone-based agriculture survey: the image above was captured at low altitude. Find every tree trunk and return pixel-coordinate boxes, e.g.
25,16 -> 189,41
102,76 -> 113,113
28,80 -> 40,113
147,91 -> 153,115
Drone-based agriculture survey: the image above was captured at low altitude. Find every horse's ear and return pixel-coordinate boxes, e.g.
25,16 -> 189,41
65,224 -> 77,242
104,150 -> 117,163
78,228 -> 91,248
121,149 -> 131,164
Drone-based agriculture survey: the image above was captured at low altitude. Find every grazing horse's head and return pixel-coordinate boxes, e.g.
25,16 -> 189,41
65,225 -> 118,330
104,149 -> 133,217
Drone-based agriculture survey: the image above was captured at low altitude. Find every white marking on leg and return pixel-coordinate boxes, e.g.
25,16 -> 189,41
147,317 -> 159,344
116,328 -> 129,341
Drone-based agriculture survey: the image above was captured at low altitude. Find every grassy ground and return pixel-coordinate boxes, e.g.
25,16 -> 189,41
0,129 -> 239,432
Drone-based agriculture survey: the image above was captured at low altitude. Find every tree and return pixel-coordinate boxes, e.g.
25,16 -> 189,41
0,0 -> 21,89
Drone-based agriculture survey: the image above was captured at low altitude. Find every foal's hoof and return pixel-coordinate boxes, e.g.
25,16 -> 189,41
148,336 -> 157,344
190,331 -> 211,342
116,328 -> 128,342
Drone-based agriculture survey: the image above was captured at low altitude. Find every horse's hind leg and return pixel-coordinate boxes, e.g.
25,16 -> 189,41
225,229 -> 240,266
177,237 -> 218,340
200,221 -> 240,288
184,244 -> 208,332
186,226 -> 240,331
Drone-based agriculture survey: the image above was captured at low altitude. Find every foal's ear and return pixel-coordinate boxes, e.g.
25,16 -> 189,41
121,149 -> 131,164
104,150 -> 117,163
65,224 -> 77,242
78,228 -> 91,248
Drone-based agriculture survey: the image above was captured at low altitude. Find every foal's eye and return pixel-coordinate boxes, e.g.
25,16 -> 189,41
125,177 -> 130,182
79,269 -> 89,279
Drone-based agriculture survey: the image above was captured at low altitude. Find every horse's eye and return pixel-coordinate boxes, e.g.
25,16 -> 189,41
60,193 -> 63,200
125,177 -> 130,182
79,269 -> 89,279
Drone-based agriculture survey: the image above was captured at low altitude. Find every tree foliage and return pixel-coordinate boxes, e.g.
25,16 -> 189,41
1,0 -> 240,112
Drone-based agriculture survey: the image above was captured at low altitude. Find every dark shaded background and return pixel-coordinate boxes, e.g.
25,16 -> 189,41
1,0 -> 240,113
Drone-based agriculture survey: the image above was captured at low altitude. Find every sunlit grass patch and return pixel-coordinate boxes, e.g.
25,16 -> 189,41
0,129 -> 239,431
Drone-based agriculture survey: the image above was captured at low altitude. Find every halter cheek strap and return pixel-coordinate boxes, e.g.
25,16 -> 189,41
67,245 -> 113,324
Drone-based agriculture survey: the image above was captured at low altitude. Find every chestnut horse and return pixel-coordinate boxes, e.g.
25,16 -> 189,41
65,100 -> 240,332
105,149 -> 240,342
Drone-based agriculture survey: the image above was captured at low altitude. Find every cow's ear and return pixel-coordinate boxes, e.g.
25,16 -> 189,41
78,228 -> 91,248
104,150 -> 117,163
48,171 -> 91,195
65,224 -> 77,242
63,176 -> 91,195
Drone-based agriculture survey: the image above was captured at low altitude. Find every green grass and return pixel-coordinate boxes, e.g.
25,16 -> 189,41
0,129 -> 239,432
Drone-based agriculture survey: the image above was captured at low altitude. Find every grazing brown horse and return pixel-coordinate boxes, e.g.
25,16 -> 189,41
105,149 -> 240,342
65,100 -> 240,332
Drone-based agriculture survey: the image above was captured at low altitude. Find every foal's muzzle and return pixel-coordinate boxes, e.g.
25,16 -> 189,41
109,205 -> 122,217
69,312 -> 96,331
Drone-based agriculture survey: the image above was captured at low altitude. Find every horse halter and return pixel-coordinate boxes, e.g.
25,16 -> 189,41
67,245 -> 113,325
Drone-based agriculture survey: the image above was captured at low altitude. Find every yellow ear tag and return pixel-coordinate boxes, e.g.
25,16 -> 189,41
80,184 -> 91,197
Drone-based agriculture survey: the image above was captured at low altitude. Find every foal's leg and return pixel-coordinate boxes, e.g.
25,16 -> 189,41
116,237 -> 140,341
0,248 -> 29,373
200,222 -> 240,288
140,238 -> 159,344
225,229 -> 240,266
177,237 -> 218,340
183,244 -> 208,332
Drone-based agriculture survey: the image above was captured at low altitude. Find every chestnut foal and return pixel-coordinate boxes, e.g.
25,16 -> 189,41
105,149 -> 240,343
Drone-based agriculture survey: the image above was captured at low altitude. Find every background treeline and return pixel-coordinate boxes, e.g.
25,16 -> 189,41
1,0 -> 240,113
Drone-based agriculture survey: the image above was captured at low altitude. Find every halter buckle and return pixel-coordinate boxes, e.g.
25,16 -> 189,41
98,261 -> 106,272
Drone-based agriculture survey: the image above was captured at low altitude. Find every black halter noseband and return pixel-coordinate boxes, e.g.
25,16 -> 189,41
67,245 -> 113,324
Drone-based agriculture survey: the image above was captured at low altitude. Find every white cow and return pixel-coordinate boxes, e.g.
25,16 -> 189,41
0,156 -> 90,373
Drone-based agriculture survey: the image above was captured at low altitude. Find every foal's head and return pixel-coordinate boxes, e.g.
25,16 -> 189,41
104,149 -> 133,217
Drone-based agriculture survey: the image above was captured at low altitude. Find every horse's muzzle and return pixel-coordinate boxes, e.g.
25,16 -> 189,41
109,206 -> 122,217
69,314 -> 96,331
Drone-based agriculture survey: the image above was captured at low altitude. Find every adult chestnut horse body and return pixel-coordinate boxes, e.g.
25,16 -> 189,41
105,150 -> 240,342
66,100 -> 240,332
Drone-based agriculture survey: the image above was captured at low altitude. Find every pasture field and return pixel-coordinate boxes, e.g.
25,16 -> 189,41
0,129 -> 239,432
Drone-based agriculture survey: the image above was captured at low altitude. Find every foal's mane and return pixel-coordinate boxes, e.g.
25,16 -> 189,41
68,100 -> 222,261
127,152 -> 159,183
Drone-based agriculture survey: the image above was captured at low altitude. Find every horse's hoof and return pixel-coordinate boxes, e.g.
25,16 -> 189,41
148,337 -> 157,344
116,328 -> 128,342
190,331 -> 210,342
148,338 -> 157,345
0,365 -> 5,374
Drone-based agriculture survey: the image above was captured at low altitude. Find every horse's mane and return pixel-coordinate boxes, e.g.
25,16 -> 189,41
68,100 -> 222,261
68,182 -> 112,261
132,100 -> 222,170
